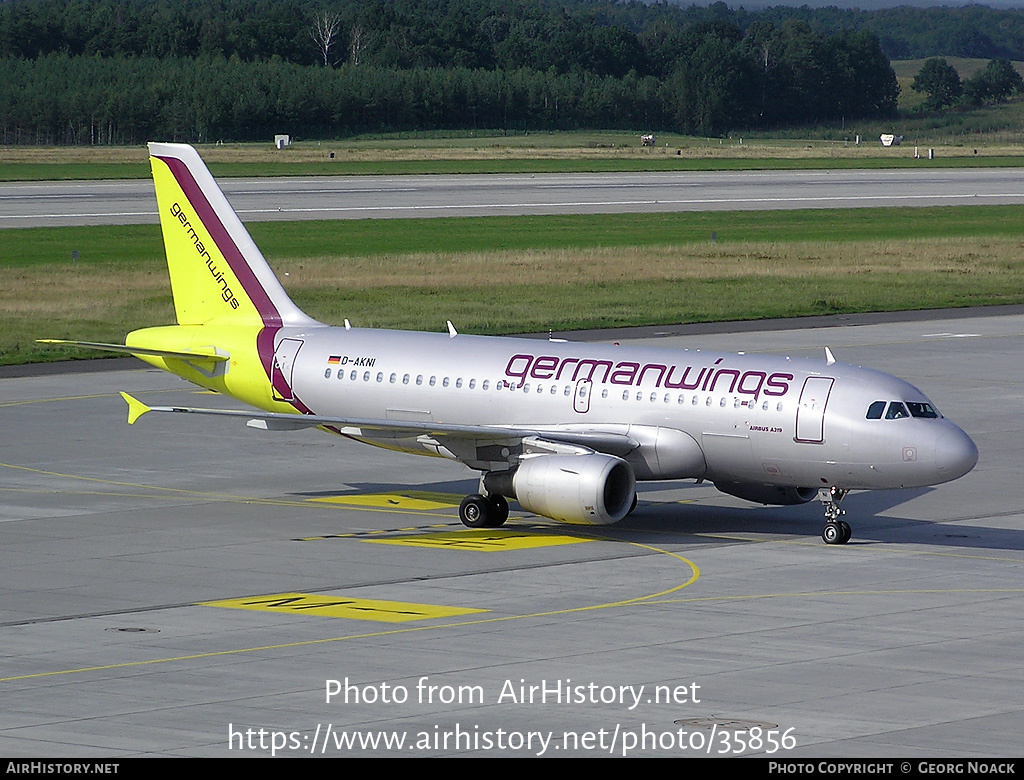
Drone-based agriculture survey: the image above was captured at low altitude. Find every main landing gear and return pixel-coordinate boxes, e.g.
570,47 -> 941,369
818,486 -> 851,545
459,493 -> 509,528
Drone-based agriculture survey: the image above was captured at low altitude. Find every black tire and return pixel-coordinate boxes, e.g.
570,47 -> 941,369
838,520 -> 852,544
459,494 -> 490,528
486,494 -> 509,527
822,523 -> 842,544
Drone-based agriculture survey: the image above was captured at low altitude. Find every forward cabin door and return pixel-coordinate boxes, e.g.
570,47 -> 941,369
795,376 -> 834,443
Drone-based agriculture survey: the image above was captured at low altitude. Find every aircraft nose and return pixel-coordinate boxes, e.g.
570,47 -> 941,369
935,426 -> 979,481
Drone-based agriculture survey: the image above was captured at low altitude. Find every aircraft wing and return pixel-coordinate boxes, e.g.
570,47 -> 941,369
119,393 -> 640,457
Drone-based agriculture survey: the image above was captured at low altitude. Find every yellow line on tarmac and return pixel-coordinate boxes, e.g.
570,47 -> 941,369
0,542 -> 700,683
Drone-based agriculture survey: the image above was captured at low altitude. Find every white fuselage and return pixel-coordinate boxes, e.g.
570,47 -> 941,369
273,325 -> 978,493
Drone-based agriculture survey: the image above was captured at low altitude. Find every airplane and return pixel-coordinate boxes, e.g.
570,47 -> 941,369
42,142 -> 979,544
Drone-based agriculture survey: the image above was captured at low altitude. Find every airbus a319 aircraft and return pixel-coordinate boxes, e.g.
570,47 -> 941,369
44,143 -> 979,544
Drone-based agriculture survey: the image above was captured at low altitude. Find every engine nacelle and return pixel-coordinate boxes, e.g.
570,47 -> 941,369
485,454 -> 636,525
714,481 -> 818,506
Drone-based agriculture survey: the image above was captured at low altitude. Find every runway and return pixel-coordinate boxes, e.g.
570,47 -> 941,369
4,167 -> 1024,227
1,310 -> 1020,756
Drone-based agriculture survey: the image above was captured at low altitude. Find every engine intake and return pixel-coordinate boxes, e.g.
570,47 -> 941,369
484,454 -> 636,525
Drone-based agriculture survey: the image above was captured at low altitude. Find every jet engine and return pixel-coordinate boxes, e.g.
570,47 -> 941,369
714,481 -> 817,506
484,454 -> 636,525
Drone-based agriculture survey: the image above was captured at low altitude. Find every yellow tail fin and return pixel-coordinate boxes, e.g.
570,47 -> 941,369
148,143 -> 318,328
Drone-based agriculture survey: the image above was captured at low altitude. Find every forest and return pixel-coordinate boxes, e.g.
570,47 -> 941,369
0,0 -> 989,144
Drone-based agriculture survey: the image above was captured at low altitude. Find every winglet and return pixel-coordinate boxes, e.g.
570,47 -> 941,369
120,392 -> 151,425
824,346 -> 836,366
447,320 -> 458,338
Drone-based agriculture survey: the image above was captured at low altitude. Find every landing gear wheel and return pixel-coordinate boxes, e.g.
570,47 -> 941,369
822,521 -> 852,545
822,522 -> 842,545
486,494 -> 509,527
838,520 -> 852,544
459,494 -> 490,528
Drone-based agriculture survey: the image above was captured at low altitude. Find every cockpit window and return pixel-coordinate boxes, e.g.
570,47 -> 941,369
885,402 -> 909,420
866,401 -> 886,419
907,402 -> 940,419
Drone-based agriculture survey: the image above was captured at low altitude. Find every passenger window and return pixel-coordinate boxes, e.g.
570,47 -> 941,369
324,369 -> 331,379
469,379 -> 476,389
377,372 -> 384,383
350,370 -> 357,381
456,378 -> 463,388
429,376 -> 436,386
416,375 -> 423,385
402,374 -> 410,384
337,370 -> 344,381
363,371 -> 370,382
885,402 -> 909,420
389,373 -> 397,384
866,401 -> 886,419
601,389 -> 608,399
442,377 -> 449,387
483,380 -> 490,390
622,390 -> 630,401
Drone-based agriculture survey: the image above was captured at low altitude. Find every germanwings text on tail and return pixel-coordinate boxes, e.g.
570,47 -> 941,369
43,143 -> 978,544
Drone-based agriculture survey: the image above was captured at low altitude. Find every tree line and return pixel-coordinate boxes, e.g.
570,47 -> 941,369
0,0 -> 901,143
4,0 -> 1024,65
912,58 -> 1024,112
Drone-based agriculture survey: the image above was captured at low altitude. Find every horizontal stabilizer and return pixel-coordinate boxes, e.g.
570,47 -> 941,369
38,339 -> 229,363
119,392 -> 152,425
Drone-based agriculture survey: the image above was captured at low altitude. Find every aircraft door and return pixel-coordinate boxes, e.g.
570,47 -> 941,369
573,379 -> 592,414
272,337 -> 304,402
795,376 -> 834,443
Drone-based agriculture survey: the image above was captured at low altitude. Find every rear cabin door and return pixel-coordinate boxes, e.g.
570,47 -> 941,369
271,338 -> 304,402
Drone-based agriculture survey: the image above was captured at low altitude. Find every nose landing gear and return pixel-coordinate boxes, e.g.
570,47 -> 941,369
818,486 -> 851,544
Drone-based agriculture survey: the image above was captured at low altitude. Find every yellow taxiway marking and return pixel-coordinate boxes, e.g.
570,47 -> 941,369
200,593 -> 486,623
309,490 -> 462,511
0,543 -> 700,682
364,529 -> 591,551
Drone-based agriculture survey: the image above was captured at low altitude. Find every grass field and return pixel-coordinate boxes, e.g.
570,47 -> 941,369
2,126 -> 1024,181
5,205 -> 1024,366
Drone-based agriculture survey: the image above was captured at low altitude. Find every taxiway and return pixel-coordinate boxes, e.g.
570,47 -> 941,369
1,310 -> 1020,756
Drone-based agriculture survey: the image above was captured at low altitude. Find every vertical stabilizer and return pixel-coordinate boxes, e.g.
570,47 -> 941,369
148,142 -> 319,328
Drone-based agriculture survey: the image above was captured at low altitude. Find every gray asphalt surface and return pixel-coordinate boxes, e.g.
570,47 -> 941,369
1,310 -> 1020,757
3,167 -> 1024,228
